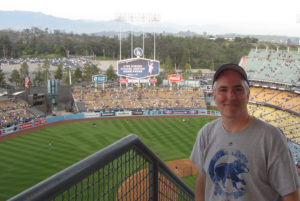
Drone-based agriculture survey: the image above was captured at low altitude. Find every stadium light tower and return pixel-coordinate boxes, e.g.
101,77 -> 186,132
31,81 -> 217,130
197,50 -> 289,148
115,13 -> 160,60
297,14 -> 300,46
116,15 -> 124,60
152,14 -> 160,60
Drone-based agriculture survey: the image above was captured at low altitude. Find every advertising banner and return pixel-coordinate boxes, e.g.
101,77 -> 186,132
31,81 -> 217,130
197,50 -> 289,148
116,111 -> 132,116
19,122 -> 33,130
213,111 -> 221,116
120,79 -> 128,84
242,57 -> 246,70
101,112 -> 115,117
190,110 -> 197,114
199,109 -> 207,115
2,126 -> 18,135
163,110 -> 192,115
84,113 -> 100,118
92,75 -> 107,83
150,78 -> 157,83
132,111 -> 144,115
163,110 -> 173,115
175,110 -> 188,115
128,79 -> 151,83
117,58 -> 159,78
168,74 -> 182,82
34,119 -> 47,126
146,110 -> 163,115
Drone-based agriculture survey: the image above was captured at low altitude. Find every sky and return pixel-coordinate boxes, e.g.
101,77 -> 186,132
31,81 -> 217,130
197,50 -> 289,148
1,0 -> 300,36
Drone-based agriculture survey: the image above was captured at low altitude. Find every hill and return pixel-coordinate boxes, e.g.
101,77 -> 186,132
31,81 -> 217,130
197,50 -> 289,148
1,10 -> 299,44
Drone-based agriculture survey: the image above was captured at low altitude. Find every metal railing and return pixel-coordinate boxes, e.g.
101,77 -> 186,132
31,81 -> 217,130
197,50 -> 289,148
8,134 -> 194,201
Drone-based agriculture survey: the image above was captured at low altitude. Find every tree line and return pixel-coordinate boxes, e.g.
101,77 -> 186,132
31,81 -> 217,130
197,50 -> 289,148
0,27 -> 297,89
0,27 -> 263,70
7,59 -> 106,88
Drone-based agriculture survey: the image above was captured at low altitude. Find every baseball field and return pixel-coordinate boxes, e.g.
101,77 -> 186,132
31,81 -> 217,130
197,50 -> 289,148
0,116 -> 215,200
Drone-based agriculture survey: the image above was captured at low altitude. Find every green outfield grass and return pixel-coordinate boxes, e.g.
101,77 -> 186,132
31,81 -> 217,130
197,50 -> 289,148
0,116 -> 215,200
182,175 -> 198,190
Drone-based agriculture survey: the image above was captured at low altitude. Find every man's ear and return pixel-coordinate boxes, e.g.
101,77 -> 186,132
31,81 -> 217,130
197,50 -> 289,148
247,90 -> 250,100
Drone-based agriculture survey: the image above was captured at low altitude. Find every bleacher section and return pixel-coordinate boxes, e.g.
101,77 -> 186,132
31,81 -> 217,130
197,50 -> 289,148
0,97 -> 36,128
27,107 -> 45,117
250,87 -> 300,113
248,86 -> 300,162
248,103 -> 300,161
72,88 -> 206,111
240,49 -> 300,85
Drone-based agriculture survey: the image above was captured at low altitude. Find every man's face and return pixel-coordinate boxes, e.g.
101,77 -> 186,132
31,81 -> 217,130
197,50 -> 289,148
213,70 -> 250,120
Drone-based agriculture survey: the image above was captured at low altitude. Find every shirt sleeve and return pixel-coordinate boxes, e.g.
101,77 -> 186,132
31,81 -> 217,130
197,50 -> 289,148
267,127 -> 300,196
190,128 -> 205,173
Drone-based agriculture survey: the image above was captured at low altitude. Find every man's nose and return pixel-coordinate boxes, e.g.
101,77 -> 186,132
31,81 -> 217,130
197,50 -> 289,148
228,90 -> 236,99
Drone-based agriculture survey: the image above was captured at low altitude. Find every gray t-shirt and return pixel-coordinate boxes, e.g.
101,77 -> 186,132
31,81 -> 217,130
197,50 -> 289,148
190,117 -> 300,201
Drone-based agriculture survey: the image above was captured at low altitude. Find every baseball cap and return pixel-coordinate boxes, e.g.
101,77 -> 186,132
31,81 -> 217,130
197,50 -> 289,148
212,63 -> 249,87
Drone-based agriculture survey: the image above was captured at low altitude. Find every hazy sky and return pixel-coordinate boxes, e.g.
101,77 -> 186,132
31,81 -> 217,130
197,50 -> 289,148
2,0 -> 300,36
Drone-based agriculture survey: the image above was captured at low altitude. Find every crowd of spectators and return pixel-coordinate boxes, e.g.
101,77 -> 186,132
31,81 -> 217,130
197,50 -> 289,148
247,103 -> 300,161
250,87 -> 300,113
72,86 -> 299,144
248,103 -> 299,143
72,87 -> 206,112
248,87 -> 299,145
0,85 -> 298,144
0,97 -> 35,128
244,49 -> 300,86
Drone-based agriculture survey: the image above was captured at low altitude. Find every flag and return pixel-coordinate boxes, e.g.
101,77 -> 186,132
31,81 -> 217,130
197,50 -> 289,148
25,76 -> 29,88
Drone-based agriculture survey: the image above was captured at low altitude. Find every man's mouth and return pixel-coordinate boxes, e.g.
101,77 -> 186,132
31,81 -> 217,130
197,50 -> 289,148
224,102 -> 239,106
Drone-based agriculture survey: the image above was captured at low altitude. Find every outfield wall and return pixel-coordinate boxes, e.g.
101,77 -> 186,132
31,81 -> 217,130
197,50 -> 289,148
0,109 -> 221,137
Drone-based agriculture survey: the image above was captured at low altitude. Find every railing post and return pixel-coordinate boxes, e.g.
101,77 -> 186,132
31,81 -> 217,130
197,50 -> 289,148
151,158 -> 159,201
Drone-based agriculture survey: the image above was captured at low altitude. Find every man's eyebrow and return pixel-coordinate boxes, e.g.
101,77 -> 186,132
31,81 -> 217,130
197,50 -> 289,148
217,86 -> 228,89
217,85 -> 243,89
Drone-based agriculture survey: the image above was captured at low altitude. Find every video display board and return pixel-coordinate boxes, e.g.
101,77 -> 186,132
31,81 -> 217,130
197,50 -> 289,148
117,58 -> 159,78
92,75 -> 107,83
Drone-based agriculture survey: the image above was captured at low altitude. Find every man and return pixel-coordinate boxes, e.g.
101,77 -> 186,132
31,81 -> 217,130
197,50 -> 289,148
190,64 -> 300,201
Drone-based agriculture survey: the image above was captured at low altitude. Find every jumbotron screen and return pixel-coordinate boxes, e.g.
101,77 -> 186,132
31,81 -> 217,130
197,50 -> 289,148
117,58 -> 159,78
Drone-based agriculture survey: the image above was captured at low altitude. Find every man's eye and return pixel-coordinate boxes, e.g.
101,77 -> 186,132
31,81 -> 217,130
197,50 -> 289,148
218,89 -> 227,92
235,87 -> 244,92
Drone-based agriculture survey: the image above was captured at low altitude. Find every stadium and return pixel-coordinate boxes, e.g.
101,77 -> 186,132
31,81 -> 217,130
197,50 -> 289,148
0,45 -> 299,201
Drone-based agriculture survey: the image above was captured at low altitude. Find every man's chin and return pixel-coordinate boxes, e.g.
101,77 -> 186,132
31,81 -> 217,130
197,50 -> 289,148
222,111 -> 241,119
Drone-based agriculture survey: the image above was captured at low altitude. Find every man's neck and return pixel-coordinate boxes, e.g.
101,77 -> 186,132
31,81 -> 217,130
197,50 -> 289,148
222,114 -> 253,133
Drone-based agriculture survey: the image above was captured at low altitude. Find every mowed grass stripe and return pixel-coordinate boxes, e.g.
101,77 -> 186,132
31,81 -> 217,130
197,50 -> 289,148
128,118 -> 179,156
0,116 -> 215,200
0,134 -> 80,165
130,118 -> 161,139
155,118 -> 192,160
142,118 -> 176,150
139,118 -> 195,160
